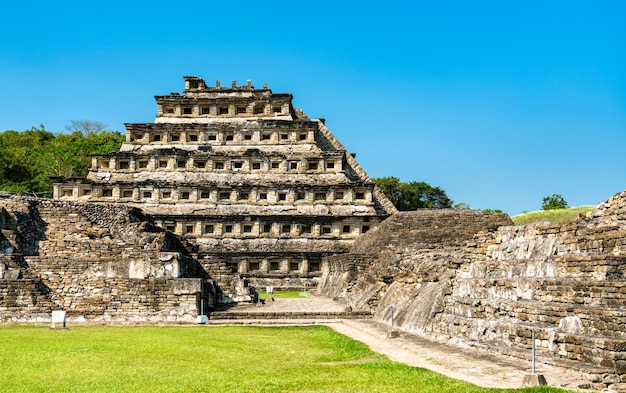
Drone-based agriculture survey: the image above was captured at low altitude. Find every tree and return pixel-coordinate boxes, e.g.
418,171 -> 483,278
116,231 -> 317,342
43,130 -> 125,178
0,125 -> 124,196
373,177 -> 453,210
542,194 -> 568,210
0,126 -> 54,193
65,120 -> 108,135
373,176 -> 403,207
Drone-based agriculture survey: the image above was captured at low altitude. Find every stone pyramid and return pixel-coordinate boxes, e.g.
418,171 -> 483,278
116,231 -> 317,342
53,76 -> 396,300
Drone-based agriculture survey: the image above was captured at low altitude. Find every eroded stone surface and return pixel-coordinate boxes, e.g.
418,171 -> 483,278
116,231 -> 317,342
320,193 -> 626,388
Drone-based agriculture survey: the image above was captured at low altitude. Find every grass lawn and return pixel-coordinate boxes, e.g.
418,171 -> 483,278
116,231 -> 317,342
0,325 -> 575,393
511,206 -> 595,226
257,290 -> 308,300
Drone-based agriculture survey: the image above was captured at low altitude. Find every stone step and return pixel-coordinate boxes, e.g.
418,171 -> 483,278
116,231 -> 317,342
208,310 -> 372,321
208,319 -> 341,326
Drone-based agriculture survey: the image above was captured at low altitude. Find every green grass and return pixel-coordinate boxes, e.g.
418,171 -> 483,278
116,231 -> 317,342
511,206 -> 595,226
0,325 -> 575,393
258,290 -> 307,299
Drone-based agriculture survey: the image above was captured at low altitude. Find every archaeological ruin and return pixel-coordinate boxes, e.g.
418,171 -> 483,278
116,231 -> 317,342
1,76 -> 625,391
51,76 -> 396,302
318,193 -> 626,391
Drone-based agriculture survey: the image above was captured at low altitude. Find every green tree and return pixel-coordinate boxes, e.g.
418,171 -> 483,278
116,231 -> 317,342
0,125 -> 124,196
43,130 -> 124,178
0,126 -> 54,193
541,194 -> 568,210
373,177 -> 453,210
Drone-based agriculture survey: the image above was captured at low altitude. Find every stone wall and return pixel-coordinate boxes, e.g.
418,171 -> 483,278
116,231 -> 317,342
0,278 -> 54,313
0,193 -> 214,323
319,198 -> 626,390
319,209 -> 512,310
0,277 -> 203,324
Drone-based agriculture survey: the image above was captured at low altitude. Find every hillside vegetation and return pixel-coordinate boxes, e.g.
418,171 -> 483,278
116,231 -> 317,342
511,206 -> 596,225
0,127 -> 124,197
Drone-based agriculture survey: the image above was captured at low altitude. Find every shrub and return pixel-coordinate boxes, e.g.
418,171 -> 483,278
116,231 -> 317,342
542,194 -> 569,210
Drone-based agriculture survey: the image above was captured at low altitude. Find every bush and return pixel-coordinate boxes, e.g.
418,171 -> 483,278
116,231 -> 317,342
542,194 -> 569,210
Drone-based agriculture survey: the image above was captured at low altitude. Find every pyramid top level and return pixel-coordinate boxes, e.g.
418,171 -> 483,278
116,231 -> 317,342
154,76 -> 297,123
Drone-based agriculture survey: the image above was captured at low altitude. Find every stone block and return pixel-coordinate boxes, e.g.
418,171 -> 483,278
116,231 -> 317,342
3,269 -> 20,280
609,383 -> 626,393
522,374 -> 547,386
172,278 -> 202,295
616,361 -> 626,374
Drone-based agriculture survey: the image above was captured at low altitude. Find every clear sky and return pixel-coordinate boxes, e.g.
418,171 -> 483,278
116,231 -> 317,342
1,1 -> 624,215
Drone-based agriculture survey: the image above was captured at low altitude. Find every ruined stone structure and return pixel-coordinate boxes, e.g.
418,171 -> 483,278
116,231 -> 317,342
52,76 -> 395,300
4,75 -> 624,390
319,192 -> 626,391
0,193 -> 212,323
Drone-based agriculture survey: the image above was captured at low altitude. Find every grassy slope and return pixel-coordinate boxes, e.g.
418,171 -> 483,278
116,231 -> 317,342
0,325 -> 574,393
511,206 -> 596,226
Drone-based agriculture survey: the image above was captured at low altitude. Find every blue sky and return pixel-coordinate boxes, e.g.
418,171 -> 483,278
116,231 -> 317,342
1,1 -> 624,215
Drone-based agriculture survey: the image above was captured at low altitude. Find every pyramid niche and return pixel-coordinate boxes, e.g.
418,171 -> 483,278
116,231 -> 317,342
53,76 -> 396,301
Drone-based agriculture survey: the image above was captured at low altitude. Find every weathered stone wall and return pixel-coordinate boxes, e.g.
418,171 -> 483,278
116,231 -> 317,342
0,193 -> 213,323
0,278 -> 203,324
319,197 -> 626,390
319,210 -> 512,309
0,278 -> 54,314
318,254 -> 375,302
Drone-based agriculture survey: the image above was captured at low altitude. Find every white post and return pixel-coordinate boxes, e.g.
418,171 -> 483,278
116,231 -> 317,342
388,306 -> 399,338
196,297 -> 209,324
